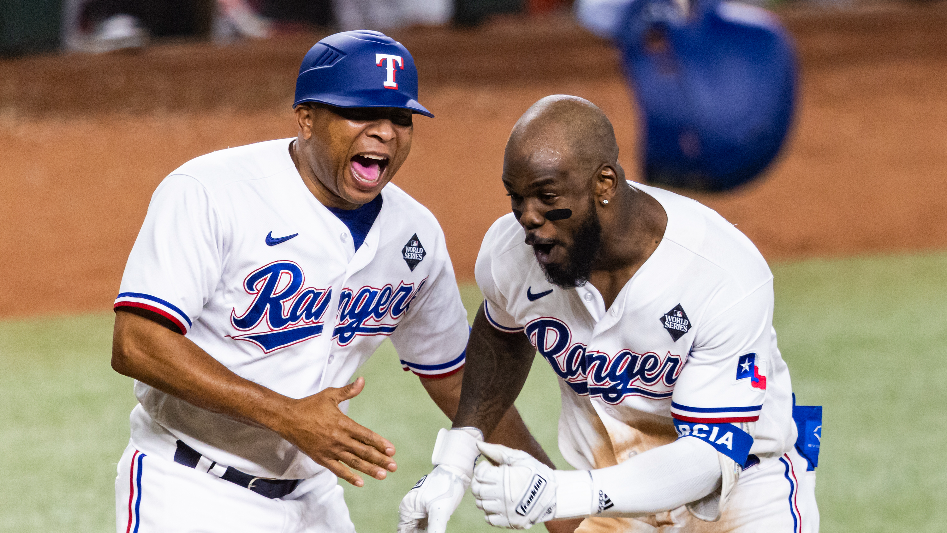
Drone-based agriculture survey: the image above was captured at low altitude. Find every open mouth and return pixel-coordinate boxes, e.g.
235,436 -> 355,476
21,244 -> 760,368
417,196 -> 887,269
530,241 -> 557,264
350,154 -> 390,187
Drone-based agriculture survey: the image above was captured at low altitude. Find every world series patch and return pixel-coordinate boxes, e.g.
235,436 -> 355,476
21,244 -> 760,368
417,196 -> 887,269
661,304 -> 691,341
402,233 -> 426,271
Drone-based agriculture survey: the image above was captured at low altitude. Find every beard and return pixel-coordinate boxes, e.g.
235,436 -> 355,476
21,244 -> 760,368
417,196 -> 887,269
538,199 -> 603,288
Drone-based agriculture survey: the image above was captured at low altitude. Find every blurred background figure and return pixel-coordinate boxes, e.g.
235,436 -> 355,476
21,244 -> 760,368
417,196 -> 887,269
61,0 -> 271,53
455,0 -> 571,26
331,0 -> 452,30
575,0 -> 633,38
575,0 -> 798,192
29,0 -> 581,56
214,0 -> 272,41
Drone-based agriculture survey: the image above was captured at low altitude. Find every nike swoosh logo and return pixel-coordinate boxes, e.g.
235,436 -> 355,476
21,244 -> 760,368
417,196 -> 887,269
265,231 -> 299,246
526,287 -> 553,301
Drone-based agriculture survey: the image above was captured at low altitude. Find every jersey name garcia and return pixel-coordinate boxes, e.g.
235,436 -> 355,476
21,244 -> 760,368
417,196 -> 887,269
476,183 -> 796,470
115,139 -> 469,479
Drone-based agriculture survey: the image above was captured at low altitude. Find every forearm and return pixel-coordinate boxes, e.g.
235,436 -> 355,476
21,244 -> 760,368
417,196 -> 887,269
112,309 -> 293,433
487,406 -> 555,469
556,437 -> 721,518
401,307 -> 568,532
422,370 -> 553,469
452,304 -> 535,437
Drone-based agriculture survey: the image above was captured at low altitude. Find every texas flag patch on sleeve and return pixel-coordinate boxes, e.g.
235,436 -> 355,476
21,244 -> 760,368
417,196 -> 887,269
736,353 -> 766,390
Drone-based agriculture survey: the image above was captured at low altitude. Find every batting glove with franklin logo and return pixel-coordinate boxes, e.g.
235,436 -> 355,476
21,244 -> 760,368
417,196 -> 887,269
471,442 -> 559,529
398,428 -> 483,533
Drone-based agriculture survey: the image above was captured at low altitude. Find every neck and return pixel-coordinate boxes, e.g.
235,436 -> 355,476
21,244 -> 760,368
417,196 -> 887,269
588,184 -> 667,307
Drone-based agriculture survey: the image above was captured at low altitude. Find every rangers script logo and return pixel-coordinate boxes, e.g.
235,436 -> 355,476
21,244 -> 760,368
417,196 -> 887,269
525,318 -> 683,403
228,260 -> 424,352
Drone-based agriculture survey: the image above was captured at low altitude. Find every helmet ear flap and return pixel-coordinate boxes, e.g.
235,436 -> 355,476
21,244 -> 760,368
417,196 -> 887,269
619,0 -> 798,192
293,30 -> 433,118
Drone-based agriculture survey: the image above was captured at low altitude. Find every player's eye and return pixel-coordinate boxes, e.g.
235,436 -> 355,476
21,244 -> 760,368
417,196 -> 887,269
389,110 -> 414,127
331,106 -> 413,127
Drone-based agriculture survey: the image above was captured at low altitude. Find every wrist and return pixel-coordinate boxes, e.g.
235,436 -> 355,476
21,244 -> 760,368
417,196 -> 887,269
263,392 -> 300,440
553,470 -> 595,519
431,427 -> 484,481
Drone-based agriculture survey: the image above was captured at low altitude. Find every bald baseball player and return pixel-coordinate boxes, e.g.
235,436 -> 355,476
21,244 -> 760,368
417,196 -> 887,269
110,31 -> 559,533
399,95 -> 819,532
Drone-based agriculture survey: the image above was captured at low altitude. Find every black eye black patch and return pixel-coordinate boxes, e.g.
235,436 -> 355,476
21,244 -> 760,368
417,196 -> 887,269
545,209 -> 572,221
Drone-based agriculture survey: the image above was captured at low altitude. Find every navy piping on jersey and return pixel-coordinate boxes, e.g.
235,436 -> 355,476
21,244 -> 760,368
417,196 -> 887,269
326,195 -> 383,250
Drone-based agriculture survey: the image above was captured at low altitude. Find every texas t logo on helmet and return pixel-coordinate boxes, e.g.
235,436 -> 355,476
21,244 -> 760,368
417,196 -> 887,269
294,30 -> 433,117
375,53 -> 404,89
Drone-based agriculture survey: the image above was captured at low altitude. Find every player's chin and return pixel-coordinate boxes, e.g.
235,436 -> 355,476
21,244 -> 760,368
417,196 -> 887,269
345,171 -> 389,203
535,247 -> 585,288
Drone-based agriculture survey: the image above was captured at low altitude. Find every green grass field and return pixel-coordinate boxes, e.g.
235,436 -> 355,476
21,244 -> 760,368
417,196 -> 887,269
2,251 -> 946,532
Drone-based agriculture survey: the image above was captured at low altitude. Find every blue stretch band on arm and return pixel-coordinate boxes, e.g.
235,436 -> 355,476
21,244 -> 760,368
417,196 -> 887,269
673,421 -> 754,466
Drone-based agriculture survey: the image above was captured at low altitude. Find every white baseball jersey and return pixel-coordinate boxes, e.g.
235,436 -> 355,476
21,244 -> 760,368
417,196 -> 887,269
476,182 -> 799,495
115,138 -> 469,481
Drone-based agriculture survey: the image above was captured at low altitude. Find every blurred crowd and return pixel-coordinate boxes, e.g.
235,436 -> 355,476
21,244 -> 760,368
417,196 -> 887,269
60,0 -> 574,54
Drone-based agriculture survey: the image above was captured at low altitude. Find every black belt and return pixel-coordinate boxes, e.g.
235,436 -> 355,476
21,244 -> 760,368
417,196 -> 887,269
173,440 -> 301,499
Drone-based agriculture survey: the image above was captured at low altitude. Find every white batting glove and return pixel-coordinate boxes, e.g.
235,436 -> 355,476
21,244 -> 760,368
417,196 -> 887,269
471,441 -> 559,529
397,428 -> 484,533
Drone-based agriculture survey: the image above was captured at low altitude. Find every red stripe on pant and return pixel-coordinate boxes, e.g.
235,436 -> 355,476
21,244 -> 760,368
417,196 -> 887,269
783,453 -> 802,533
126,450 -> 140,533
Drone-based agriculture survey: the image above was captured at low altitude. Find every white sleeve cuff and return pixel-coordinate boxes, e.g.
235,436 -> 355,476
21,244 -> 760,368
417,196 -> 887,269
431,427 -> 484,481
553,470 -> 595,519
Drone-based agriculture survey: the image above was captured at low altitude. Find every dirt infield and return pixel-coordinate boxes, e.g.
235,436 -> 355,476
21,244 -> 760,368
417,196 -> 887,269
1,2 -> 946,318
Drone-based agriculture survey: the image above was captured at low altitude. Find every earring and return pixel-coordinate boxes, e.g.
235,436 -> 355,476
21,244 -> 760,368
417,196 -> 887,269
601,199 -> 609,205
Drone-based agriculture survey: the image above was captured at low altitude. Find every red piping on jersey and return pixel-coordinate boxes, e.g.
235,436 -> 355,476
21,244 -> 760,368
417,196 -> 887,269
115,302 -> 187,334
411,363 -> 464,380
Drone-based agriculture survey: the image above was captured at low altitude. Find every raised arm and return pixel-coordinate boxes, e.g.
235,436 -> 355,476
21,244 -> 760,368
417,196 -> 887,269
112,308 -> 397,486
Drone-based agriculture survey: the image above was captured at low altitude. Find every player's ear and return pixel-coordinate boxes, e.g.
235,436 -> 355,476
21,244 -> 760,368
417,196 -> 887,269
294,104 -> 315,140
595,165 -> 620,204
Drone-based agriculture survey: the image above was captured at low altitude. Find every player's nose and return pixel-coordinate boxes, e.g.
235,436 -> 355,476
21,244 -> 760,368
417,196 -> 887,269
364,118 -> 397,142
516,199 -> 546,230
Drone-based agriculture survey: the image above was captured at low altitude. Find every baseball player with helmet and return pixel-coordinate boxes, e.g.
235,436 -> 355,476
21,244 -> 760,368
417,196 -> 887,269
110,30 -> 556,533
399,95 -> 821,532
577,0 -> 798,192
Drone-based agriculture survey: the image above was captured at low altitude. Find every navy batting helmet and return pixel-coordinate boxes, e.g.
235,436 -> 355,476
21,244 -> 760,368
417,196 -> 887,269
617,0 -> 797,192
294,30 -> 433,117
